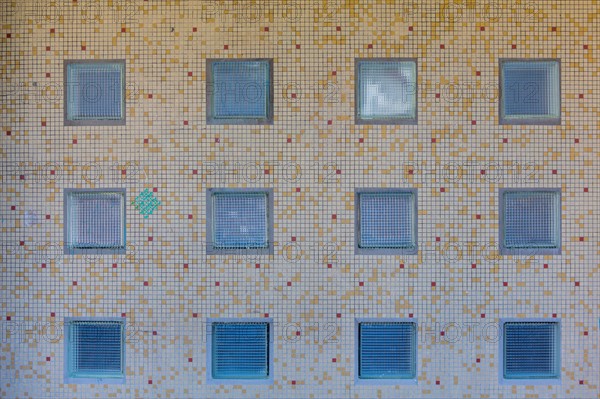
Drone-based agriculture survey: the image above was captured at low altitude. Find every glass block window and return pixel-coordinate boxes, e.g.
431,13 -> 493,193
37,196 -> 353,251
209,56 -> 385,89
500,189 -> 561,255
501,321 -> 560,382
357,321 -> 417,382
500,60 -> 560,124
64,318 -> 125,384
64,189 -> 126,255
355,59 -> 417,124
64,60 -> 126,125
206,189 -> 273,255
209,321 -> 272,382
355,189 -> 418,254
207,59 -> 273,124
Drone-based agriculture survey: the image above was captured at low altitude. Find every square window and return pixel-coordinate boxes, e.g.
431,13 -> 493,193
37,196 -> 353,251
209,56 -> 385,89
64,60 -> 126,126
207,319 -> 273,384
355,319 -> 417,385
500,319 -> 561,384
355,189 -> 418,255
206,59 -> 273,124
64,318 -> 125,384
499,59 -> 560,125
64,189 -> 126,255
499,189 -> 561,255
206,189 -> 274,255
355,58 -> 417,124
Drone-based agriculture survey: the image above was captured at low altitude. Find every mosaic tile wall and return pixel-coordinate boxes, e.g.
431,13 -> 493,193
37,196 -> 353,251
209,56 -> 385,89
1,1 -> 599,398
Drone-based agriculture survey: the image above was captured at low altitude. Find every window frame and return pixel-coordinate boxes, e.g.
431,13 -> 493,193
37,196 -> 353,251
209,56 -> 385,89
64,317 -> 126,385
206,58 -> 274,125
355,188 -> 418,255
499,58 -> 561,125
499,318 -> 561,385
355,58 -> 418,125
206,188 -> 274,255
64,188 -> 127,255
64,59 -> 126,126
354,318 -> 418,385
206,318 -> 274,385
499,188 -> 561,256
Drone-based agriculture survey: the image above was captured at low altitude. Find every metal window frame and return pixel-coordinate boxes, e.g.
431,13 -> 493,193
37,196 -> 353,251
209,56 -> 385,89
64,317 -> 126,385
206,58 -> 274,125
355,58 -> 418,125
499,188 -> 561,255
499,318 -> 561,385
64,60 -> 126,126
499,58 -> 561,125
206,188 -> 274,255
206,318 -> 274,385
64,188 -> 127,255
355,188 -> 418,255
354,318 -> 418,385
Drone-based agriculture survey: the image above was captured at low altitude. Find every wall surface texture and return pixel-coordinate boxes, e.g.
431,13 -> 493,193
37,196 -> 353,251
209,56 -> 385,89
1,1 -> 599,398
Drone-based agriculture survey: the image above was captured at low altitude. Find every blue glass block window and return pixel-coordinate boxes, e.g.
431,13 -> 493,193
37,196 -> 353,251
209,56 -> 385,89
356,59 -> 417,124
502,321 -> 560,381
500,60 -> 560,124
356,190 -> 417,254
65,61 -> 125,125
358,322 -> 417,380
500,189 -> 561,255
65,319 -> 125,384
207,189 -> 273,254
211,322 -> 270,380
64,189 -> 126,255
207,59 -> 272,124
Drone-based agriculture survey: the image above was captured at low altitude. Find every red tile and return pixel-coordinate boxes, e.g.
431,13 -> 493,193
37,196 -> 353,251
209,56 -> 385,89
579,94 -> 584,99
336,26 -> 341,31
148,94 -> 153,99
264,313 -> 269,318
264,169 -> 270,175
291,380 -> 296,385
143,281 -> 149,286
472,264 -> 477,269
579,236 -> 585,242
183,264 -> 188,269
148,236 -> 153,241
476,71 -> 481,76
287,137 -> 292,143
183,120 -> 188,125
50,29 -> 55,33
153,331 -> 157,335
223,45 -> 229,50
480,26 -> 485,31
440,187 -> 445,192
583,331 -> 588,336
574,138 -> 580,143
399,263 -> 404,269
481,313 -> 485,318
431,138 -> 437,143
46,73 -> 51,77
46,46 -> 50,51
255,264 -> 260,268
121,27 -> 126,33
579,380 -> 584,385
543,264 -> 549,269
148,380 -> 152,384
41,121 -> 46,127
188,71 -> 193,77
336,313 -> 341,318
295,44 -> 301,49
287,282 -> 292,286
295,187 -> 301,192
50,312 -> 55,317
46,356 -> 51,361
188,358 -> 193,362
431,282 -> 436,287
113,263 -> 117,268
409,26 -> 413,31
367,44 -> 373,49
359,281 -> 364,287
408,313 -> 413,318
332,358 -> 336,362
291,236 -> 296,241
6,316 -> 10,321
503,282 -> 508,287
153,187 -> 158,192
440,44 -> 445,49
296,331 -> 300,336
215,138 -> 220,143
81,45 -> 86,51
332,71 -> 336,76
121,169 -> 126,175
511,44 -> 516,49
327,264 -> 332,268
72,281 -> 77,286
503,138 -> 508,143
551,26 -> 557,32
583,44 -> 588,49
192,27 -> 197,32
358,138 -> 364,143
327,120 -> 332,125
331,214 -> 337,220
192,313 -> 198,318
41,264 -> 46,268
583,187 -> 588,192
552,313 -> 557,318
552,169 -> 557,174
476,358 -> 481,363
436,237 -> 441,242
143,138 -> 149,144
121,313 -> 126,317
72,139 -> 77,144
471,120 -> 476,125
336,169 -> 341,174
6,131 -> 10,136
575,281 -> 580,287
188,214 -> 193,219
435,93 -> 440,98
264,27 -> 269,32
436,380 -> 440,385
